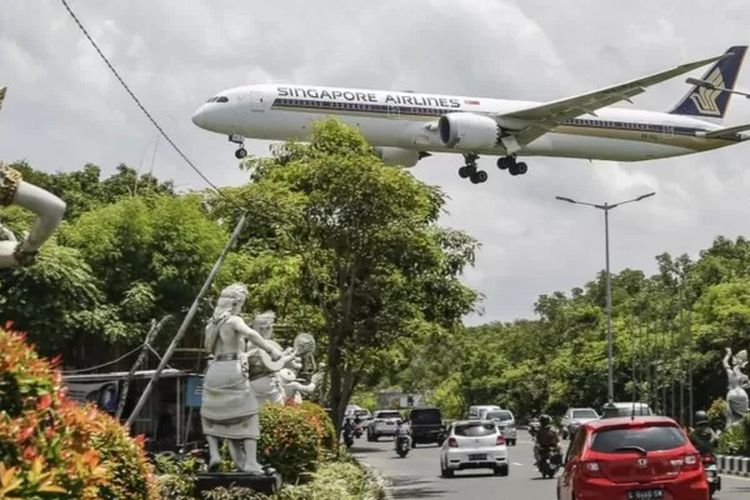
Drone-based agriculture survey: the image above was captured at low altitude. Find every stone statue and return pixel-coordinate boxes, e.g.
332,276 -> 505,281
275,333 -> 324,404
0,163 -> 66,268
201,285 -> 285,473
0,88 -> 66,268
723,347 -> 749,427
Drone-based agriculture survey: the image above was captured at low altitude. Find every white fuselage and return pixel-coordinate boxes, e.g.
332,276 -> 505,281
192,84 -> 741,163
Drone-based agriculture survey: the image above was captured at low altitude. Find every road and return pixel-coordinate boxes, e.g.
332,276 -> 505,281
353,431 -> 750,500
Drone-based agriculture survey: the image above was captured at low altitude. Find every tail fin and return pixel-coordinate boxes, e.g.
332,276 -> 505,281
669,45 -> 747,119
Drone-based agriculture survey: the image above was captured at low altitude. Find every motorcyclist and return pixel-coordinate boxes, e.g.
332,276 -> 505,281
533,414 -> 561,464
342,417 -> 354,444
689,410 -> 717,456
394,418 -> 411,449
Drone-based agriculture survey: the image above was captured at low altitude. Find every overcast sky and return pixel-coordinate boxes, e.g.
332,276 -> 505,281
2,0 -> 750,324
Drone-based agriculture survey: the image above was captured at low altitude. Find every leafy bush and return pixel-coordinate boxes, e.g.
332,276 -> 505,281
707,398 -> 727,430
299,401 -> 336,452
276,460 -> 385,500
0,325 -> 158,498
259,404 -> 321,482
154,454 -> 198,500
717,413 -> 750,457
201,486 -> 269,500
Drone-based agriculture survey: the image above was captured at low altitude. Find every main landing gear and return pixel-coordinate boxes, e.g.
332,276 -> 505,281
496,156 -> 528,176
457,154 -> 488,184
229,134 -> 247,159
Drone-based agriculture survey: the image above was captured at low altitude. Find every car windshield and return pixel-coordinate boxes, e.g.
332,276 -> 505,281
376,411 -> 400,419
591,425 -> 686,453
411,409 -> 441,423
572,410 -> 598,419
354,410 -> 370,417
454,423 -> 496,437
486,410 -> 513,422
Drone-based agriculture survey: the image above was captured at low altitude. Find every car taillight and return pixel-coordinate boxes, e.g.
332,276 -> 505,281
683,454 -> 700,471
581,460 -> 602,477
447,437 -> 458,448
496,435 -> 506,446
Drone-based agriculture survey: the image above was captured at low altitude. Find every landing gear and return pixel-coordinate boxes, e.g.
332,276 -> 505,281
458,153 -> 488,184
228,134 -> 247,160
497,156 -> 529,176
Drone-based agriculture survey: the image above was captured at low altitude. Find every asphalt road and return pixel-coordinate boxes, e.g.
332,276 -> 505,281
352,431 -> 750,500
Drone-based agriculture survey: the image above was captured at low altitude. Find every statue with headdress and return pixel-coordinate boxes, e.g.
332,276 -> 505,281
0,88 -> 66,267
723,347 -> 749,428
201,284 -> 286,473
274,333 -> 325,405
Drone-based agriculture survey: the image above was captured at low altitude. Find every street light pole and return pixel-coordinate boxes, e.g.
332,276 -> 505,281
555,191 -> 656,407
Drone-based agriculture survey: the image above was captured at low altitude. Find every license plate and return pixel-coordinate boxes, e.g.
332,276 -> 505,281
627,489 -> 664,500
468,454 -> 487,461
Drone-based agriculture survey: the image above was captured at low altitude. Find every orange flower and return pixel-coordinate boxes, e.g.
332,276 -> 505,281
37,393 -> 52,410
23,446 -> 37,460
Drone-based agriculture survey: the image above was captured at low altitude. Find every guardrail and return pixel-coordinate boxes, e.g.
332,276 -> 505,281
717,454 -> 750,477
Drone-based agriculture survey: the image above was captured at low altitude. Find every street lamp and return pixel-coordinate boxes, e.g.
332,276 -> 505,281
555,191 -> 656,407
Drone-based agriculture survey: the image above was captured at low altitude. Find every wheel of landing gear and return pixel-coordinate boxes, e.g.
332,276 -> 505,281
235,148 -> 248,159
497,157 -> 510,170
458,165 -> 473,178
470,170 -> 488,184
516,162 -> 528,175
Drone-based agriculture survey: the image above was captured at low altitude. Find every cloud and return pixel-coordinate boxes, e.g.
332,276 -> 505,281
1,0 -> 749,324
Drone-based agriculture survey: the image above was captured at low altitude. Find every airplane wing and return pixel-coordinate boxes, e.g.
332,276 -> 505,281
704,123 -> 750,139
497,54 -> 726,152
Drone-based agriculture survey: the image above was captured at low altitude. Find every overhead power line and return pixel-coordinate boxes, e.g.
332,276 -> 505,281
58,0 -> 232,201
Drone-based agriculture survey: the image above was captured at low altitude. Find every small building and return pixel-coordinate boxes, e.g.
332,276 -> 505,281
377,389 -> 425,410
63,369 -> 204,451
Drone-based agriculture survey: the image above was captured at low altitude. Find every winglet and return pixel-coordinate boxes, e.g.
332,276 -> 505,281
670,46 -> 748,120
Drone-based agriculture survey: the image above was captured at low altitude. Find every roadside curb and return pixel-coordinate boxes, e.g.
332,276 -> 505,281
717,454 -> 750,477
353,456 -> 394,500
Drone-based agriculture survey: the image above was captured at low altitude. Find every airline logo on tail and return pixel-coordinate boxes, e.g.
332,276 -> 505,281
670,45 -> 747,119
690,67 -> 724,116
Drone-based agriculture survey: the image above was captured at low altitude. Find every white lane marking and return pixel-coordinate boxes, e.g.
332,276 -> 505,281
512,462 -> 523,466
721,474 -> 750,482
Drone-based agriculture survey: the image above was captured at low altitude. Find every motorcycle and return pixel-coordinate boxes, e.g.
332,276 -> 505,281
343,429 -> 354,449
702,454 -> 721,499
353,423 -> 364,439
395,434 -> 411,458
536,445 -> 563,479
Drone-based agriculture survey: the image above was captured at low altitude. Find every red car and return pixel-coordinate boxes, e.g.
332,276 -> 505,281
557,416 -> 708,500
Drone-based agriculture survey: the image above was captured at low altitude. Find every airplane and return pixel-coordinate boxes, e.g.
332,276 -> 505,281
192,46 -> 749,184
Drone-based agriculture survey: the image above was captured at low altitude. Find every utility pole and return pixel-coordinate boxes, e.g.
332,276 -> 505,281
556,192 -> 656,407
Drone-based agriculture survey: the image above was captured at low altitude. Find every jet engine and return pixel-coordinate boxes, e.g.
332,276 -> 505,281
374,147 -> 421,168
438,112 -> 500,150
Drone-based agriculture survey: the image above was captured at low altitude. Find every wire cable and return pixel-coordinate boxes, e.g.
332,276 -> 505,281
58,0 -> 237,205
61,344 -> 143,374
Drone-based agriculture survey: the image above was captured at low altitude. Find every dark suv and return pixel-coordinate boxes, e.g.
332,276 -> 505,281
408,407 -> 444,447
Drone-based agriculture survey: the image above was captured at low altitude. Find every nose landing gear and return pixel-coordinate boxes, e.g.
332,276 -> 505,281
228,134 -> 247,159
458,154 -> 488,184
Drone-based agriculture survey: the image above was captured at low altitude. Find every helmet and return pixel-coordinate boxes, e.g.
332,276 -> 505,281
694,411 -> 709,426
539,414 -> 552,427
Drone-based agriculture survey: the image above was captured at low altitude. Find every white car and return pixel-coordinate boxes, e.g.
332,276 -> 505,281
467,405 -> 501,419
440,420 -> 509,478
367,409 -> 401,441
485,409 -> 517,446
560,407 -> 599,439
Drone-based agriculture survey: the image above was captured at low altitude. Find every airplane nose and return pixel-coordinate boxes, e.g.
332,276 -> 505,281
191,106 -> 207,128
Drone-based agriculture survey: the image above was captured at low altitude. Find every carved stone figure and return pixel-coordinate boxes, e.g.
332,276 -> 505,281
723,347 -> 749,428
0,163 -> 66,268
201,285 -> 284,473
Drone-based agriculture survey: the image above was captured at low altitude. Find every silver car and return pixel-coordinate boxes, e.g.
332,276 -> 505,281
485,409 -> 517,446
440,420 -> 509,478
560,407 -> 599,439
367,410 -> 401,441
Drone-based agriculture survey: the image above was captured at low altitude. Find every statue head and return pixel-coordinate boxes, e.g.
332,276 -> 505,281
252,311 -> 275,339
734,349 -> 748,368
204,283 -> 248,353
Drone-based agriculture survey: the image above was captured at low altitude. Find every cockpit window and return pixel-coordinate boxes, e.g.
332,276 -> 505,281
206,97 -> 216,103
215,96 -> 229,103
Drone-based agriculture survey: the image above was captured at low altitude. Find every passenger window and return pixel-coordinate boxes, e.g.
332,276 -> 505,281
215,96 -> 229,103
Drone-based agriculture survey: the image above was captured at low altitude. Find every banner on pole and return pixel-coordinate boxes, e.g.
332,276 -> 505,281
185,375 -> 203,408
65,380 -> 120,413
